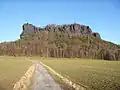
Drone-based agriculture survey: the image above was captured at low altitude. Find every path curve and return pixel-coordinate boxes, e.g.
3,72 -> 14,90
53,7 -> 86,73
31,61 -> 62,90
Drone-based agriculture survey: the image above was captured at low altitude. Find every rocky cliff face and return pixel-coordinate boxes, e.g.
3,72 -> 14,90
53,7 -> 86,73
0,23 -> 119,60
20,23 -> 101,39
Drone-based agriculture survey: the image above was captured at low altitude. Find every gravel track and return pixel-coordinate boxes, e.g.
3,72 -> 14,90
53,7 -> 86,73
31,62 -> 62,90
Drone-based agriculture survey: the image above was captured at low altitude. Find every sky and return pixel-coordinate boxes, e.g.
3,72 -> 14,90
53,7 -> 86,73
0,0 -> 120,44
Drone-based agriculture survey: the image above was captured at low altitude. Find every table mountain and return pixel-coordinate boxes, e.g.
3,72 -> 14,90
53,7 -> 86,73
20,23 -> 101,39
0,23 -> 120,60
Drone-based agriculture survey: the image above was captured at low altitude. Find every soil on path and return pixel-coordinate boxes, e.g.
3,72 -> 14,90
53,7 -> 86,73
31,61 -> 62,90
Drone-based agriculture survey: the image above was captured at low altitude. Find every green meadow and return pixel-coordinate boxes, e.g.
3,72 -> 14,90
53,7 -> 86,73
0,56 -> 32,90
40,58 -> 120,90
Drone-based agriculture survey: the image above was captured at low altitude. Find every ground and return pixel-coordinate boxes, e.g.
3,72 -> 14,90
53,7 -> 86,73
0,56 -> 32,90
0,56 -> 120,90
31,61 -> 62,90
38,58 -> 120,90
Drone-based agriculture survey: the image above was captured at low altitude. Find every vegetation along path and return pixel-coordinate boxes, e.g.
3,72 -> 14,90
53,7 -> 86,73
31,61 -> 62,90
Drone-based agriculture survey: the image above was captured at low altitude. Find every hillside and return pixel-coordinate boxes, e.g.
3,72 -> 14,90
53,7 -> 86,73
0,23 -> 120,60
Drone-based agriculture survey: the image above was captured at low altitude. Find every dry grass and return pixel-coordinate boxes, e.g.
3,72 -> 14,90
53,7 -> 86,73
39,58 -> 120,90
0,56 -> 32,90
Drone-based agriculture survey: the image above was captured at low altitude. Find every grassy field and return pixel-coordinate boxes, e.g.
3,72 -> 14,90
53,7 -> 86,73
40,58 -> 120,90
0,56 -> 32,90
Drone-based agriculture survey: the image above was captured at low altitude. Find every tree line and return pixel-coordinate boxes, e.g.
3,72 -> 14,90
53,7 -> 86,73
0,31 -> 120,60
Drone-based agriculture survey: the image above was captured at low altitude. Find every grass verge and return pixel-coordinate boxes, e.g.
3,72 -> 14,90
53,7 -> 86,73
0,56 -> 32,90
39,58 -> 120,90
44,63 -> 75,90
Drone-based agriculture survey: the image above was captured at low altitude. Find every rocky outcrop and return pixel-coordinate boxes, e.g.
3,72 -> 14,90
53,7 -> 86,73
20,23 -> 101,39
92,32 -> 101,38
0,23 -> 119,60
20,23 -> 44,38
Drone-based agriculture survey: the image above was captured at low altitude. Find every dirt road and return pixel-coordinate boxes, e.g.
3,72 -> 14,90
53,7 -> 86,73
31,62 -> 62,90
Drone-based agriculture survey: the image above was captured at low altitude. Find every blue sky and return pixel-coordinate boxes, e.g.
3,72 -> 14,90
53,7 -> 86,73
0,0 -> 120,44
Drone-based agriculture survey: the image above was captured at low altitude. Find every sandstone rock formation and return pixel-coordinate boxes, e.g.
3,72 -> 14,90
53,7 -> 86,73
20,23 -> 101,39
0,23 -> 119,60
